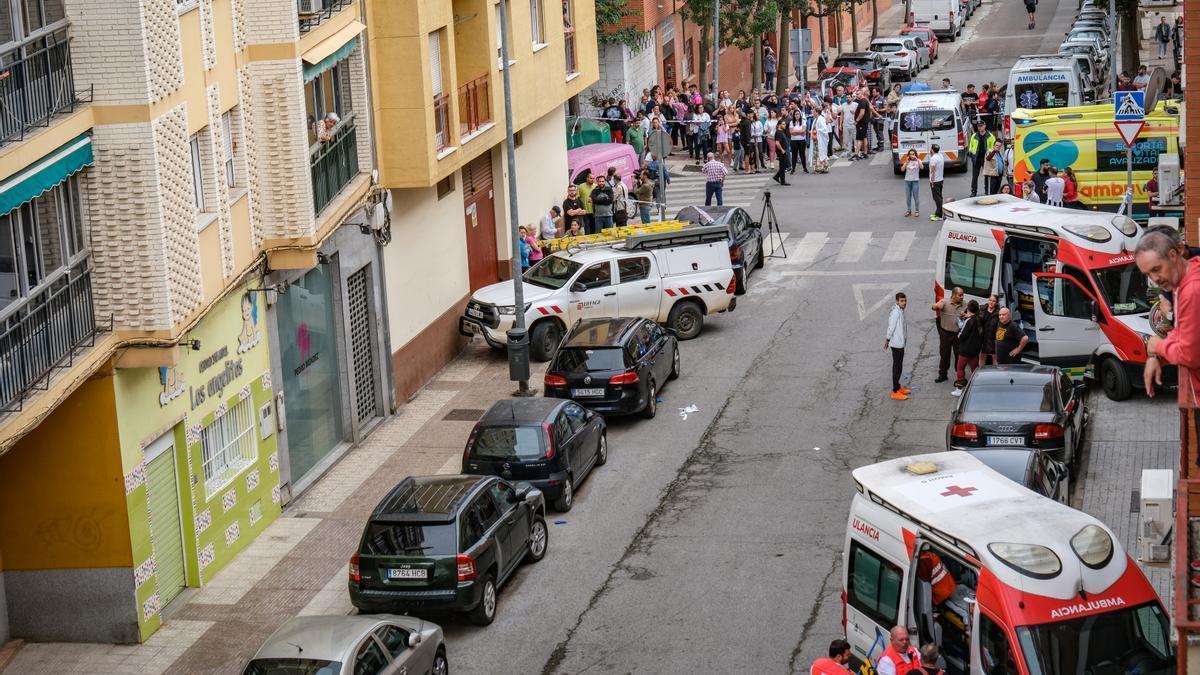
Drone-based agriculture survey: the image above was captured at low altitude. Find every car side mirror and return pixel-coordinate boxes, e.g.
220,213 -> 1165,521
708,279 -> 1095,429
514,483 -> 532,501
570,282 -> 587,293
1089,300 -> 1099,322
408,632 -> 422,648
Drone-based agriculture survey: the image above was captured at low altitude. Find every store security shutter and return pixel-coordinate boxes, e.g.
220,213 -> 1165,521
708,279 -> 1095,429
430,33 -> 443,97
348,266 -> 379,426
145,440 -> 186,606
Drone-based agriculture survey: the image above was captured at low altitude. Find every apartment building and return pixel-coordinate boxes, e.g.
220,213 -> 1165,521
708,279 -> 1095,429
364,0 -> 598,401
0,0 -> 381,644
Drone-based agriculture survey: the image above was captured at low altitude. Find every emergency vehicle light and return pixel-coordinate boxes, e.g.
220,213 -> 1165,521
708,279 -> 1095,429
1062,223 -> 1112,243
1069,524 -> 1114,569
987,542 -> 1062,579
1110,215 -> 1138,237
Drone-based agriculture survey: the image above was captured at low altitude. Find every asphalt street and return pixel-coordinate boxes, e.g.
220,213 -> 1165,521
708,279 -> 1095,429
440,1 -> 1085,672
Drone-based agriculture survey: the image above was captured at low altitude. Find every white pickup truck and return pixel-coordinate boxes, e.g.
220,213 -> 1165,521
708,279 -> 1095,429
460,225 -> 738,361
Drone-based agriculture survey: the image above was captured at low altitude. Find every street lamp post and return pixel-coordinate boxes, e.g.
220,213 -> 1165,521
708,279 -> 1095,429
713,0 -> 720,95
498,0 -> 533,396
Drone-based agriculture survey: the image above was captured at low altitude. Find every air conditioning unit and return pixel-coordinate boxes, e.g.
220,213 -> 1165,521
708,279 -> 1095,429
298,0 -> 317,13
1158,153 -> 1181,207
1138,469 -> 1173,563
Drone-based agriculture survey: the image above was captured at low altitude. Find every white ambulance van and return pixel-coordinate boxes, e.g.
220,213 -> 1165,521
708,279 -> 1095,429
843,451 -> 1173,675
936,195 -> 1166,400
892,90 -> 968,175
1004,55 -> 1086,137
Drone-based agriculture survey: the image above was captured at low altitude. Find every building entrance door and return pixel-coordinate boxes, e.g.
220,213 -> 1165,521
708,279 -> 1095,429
463,154 -> 499,290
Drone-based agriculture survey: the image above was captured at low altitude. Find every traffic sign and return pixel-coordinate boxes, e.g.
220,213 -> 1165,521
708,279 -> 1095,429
1114,91 -> 1145,121
647,130 -> 671,160
1114,120 -> 1144,148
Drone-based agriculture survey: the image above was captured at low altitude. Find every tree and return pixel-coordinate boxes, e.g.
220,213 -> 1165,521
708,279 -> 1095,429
774,0 -> 809,94
721,0 -> 780,91
870,0 -> 879,41
677,0 -> 718,93
595,0 -> 650,53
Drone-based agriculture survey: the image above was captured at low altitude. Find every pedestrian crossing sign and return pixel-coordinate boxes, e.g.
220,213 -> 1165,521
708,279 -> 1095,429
1114,91 -> 1145,121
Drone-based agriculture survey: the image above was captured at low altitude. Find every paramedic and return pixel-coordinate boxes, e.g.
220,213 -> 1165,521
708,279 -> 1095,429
917,549 -> 972,626
811,639 -> 853,675
877,626 -> 923,675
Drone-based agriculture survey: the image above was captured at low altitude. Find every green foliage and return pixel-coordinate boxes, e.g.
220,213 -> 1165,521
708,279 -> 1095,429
595,0 -> 651,52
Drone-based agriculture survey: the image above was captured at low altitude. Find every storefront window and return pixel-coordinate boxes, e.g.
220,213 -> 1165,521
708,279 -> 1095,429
277,263 -> 345,483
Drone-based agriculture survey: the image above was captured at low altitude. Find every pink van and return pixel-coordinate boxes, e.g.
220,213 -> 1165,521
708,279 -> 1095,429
567,143 -> 639,191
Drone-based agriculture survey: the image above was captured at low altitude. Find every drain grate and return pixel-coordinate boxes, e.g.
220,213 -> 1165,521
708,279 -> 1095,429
1130,489 -> 1140,513
443,408 -> 485,421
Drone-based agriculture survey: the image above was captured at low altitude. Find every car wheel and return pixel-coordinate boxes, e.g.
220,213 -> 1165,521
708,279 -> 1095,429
525,515 -> 548,563
667,301 -> 704,340
530,320 -> 563,362
737,266 -> 749,295
1099,357 -> 1132,401
468,575 -> 497,626
553,476 -> 574,512
754,238 -> 765,269
433,647 -> 449,675
669,346 -> 680,381
596,433 -> 608,465
642,379 -> 658,419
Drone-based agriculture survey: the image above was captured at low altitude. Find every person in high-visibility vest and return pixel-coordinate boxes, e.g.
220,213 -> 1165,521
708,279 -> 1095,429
876,626 -> 922,675
917,549 -> 973,629
811,639 -> 853,675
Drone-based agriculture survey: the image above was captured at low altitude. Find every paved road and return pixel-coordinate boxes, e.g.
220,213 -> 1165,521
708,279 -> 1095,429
441,1 -> 1086,672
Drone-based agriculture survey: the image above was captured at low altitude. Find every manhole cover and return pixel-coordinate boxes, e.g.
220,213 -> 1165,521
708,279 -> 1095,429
443,408 -> 485,421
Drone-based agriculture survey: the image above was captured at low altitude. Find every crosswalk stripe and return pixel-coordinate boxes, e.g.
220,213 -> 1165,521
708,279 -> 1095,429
928,237 -> 939,261
837,232 -> 872,263
871,152 -> 892,167
882,231 -> 915,262
795,231 -> 829,263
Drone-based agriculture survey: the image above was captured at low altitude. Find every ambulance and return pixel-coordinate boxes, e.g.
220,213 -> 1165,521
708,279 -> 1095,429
936,195 -> 1169,401
843,452 -> 1173,675
892,90 -> 969,175
1012,102 -> 1181,219
1004,55 -> 1087,136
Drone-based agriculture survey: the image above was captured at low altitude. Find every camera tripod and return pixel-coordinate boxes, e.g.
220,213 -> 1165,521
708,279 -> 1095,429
760,190 -> 787,259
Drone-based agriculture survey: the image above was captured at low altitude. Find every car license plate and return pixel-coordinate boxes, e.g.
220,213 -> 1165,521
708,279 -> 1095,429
902,141 -> 923,147
466,307 -> 484,318
987,436 -> 1025,446
462,321 -> 480,335
572,388 -> 606,397
387,568 -> 427,580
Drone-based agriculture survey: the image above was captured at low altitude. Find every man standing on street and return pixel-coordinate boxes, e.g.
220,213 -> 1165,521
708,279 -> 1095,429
811,639 -> 853,675
772,122 -> 791,185
1138,230 -> 1200,404
540,205 -> 562,240
1133,64 -> 1151,91
1032,158 -> 1052,201
876,626 -> 922,675
576,173 -> 596,233
1044,167 -> 1065,206
1156,16 -> 1172,58
702,152 -> 729,206
932,286 -> 964,383
994,307 -> 1030,364
928,144 -> 946,221
968,121 -> 995,197
764,45 -> 778,92
886,292 -> 911,400
561,185 -> 586,236
589,175 -> 615,232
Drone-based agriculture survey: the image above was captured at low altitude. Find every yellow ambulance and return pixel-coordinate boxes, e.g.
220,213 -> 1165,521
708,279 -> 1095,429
1011,101 -> 1180,219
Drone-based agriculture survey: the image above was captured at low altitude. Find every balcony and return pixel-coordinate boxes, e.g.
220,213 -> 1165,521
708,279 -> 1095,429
299,0 -> 354,35
0,257 -> 101,412
458,76 -> 492,139
0,23 -> 88,148
311,114 -> 360,215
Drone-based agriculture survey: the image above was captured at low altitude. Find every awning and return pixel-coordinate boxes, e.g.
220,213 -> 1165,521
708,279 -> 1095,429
303,22 -> 364,81
0,133 -> 92,215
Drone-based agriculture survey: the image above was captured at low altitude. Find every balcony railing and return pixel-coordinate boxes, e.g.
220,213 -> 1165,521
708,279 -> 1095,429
433,93 -> 450,151
0,23 -> 88,147
0,257 -> 102,412
458,76 -> 492,139
298,0 -> 354,34
565,32 -> 578,75
311,114 -> 359,215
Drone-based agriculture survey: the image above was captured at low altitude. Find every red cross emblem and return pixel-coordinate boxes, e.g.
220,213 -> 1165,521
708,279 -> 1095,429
940,485 -> 978,498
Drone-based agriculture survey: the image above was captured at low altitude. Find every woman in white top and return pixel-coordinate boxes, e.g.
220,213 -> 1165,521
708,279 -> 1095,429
788,110 -> 808,174
764,110 -> 780,167
814,109 -> 832,173
902,149 -> 922,217
750,117 -> 765,170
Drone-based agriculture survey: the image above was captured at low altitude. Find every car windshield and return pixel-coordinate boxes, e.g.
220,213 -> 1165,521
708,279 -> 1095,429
838,58 -> 875,70
556,347 -> 628,373
1017,602 -> 1172,675
964,384 -> 1054,412
1014,81 -> 1070,109
973,451 -> 1031,483
469,426 -> 544,461
1091,263 -> 1153,316
524,255 -> 582,289
872,43 -> 902,53
242,659 -> 341,675
901,109 -> 955,132
361,522 -> 458,556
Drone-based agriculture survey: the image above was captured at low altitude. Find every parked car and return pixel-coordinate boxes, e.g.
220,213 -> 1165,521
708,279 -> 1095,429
900,25 -> 939,61
945,365 -> 1087,470
348,474 -> 547,626
674,205 -> 765,293
462,398 -> 606,512
964,448 -> 1070,504
543,317 -> 679,419
869,37 -> 922,80
816,66 -> 867,95
241,615 -> 448,675
833,52 -> 892,90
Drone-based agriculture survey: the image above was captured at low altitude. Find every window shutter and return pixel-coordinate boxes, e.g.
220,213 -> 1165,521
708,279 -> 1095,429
430,33 -> 443,96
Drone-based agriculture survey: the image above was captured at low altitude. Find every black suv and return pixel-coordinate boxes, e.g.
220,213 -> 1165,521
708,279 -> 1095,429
543,317 -> 679,418
349,475 -> 547,626
832,51 -> 891,89
463,398 -> 606,512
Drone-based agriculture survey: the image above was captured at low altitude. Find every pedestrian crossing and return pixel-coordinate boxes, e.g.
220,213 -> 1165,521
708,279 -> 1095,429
765,229 -> 942,268
660,167 -> 774,216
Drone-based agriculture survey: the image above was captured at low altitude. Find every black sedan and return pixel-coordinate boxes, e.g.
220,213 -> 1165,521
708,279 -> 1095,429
675,205 -> 764,294
967,448 -> 1070,504
462,398 -> 606,511
543,317 -> 679,419
946,365 -> 1087,470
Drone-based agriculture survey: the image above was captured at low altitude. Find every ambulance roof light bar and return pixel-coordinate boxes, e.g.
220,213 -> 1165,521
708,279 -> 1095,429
1070,524 -> 1115,569
988,542 -> 1063,580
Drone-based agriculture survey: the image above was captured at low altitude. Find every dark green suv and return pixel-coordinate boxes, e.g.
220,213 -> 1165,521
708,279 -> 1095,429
349,474 -> 548,625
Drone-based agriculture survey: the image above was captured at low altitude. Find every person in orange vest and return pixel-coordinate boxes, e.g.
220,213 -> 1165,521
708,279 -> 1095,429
811,639 -> 853,675
917,549 -> 972,627
876,625 -> 922,675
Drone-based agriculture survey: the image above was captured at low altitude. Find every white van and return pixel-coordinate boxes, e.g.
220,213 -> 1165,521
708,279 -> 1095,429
912,0 -> 960,40
892,90 -> 968,174
1004,55 -> 1086,134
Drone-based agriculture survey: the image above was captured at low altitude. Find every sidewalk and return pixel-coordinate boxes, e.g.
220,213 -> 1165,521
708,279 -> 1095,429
1137,2 -> 1181,76
3,345 -> 541,674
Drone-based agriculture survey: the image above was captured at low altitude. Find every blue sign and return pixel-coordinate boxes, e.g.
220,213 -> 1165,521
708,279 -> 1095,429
1114,91 -> 1145,121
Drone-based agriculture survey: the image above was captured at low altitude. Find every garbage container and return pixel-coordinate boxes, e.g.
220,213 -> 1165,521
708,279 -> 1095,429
507,327 -> 530,382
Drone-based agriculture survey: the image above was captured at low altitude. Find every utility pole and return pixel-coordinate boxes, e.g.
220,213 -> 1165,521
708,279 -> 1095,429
498,0 -> 533,396
713,0 -> 721,96
1108,0 -> 1117,94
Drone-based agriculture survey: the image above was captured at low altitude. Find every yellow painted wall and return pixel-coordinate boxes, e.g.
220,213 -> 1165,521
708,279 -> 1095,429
0,373 -> 130,571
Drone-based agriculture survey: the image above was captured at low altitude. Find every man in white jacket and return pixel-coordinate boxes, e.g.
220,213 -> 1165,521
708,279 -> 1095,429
885,292 -> 910,400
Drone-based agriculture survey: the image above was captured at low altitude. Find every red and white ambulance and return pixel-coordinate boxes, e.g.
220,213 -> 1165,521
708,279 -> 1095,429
936,194 -> 1167,400
843,451 -> 1173,675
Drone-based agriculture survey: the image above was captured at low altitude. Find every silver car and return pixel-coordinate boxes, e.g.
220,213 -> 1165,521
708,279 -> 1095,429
242,615 -> 448,675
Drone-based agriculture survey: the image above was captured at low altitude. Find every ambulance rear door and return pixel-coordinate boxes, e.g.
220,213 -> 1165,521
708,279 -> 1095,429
1031,272 -> 1106,367
938,224 -> 1001,306
844,506 -> 910,665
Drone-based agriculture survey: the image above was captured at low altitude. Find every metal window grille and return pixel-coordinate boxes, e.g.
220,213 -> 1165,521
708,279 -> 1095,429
200,397 -> 257,497
347,266 -> 377,425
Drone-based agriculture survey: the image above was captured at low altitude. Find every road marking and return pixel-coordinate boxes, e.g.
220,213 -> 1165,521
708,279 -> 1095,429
854,282 -> 911,320
794,231 -> 829,263
782,268 -> 935,277
871,152 -> 892,167
837,232 -> 872,263
882,231 -> 916,262
929,237 -> 939,261
765,231 -> 791,256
